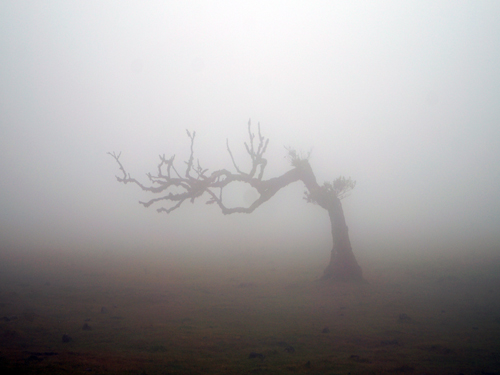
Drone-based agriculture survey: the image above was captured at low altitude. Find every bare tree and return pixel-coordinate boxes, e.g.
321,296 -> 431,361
109,120 -> 363,281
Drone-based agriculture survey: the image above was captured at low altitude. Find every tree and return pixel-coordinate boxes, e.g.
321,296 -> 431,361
109,120 -> 363,282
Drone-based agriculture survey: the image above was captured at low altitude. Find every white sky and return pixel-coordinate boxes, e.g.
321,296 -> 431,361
1,1 -> 499,260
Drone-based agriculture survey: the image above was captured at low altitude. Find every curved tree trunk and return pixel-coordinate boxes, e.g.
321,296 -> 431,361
298,163 -> 363,282
322,195 -> 363,281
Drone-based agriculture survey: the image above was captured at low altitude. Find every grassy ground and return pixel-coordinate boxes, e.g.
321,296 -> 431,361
0,248 -> 499,374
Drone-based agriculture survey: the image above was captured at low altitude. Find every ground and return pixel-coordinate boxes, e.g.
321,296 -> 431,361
0,247 -> 499,374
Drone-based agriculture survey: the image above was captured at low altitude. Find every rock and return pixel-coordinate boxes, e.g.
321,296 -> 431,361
349,354 -> 372,363
82,323 -> 92,331
284,346 -> 295,353
248,352 -> 265,360
322,326 -> 330,333
1,316 -> 17,322
381,339 -> 399,345
25,355 -> 41,363
62,334 -> 72,343
398,313 -> 411,321
238,282 -> 256,288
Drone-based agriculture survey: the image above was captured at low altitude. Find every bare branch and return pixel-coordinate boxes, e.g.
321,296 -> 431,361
226,139 -> 246,175
157,200 -> 184,214
109,122 -> 349,216
140,192 -> 188,213
225,119 -> 269,179
184,130 -> 196,179
203,168 -> 302,215
108,151 -> 188,195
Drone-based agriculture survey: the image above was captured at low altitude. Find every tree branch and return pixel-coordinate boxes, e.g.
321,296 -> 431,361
109,121 -> 350,217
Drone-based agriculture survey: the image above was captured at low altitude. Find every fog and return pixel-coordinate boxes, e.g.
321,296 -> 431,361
1,1 -> 499,266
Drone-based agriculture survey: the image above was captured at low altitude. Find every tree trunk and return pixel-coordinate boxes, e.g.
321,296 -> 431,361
297,162 -> 363,282
321,195 -> 363,282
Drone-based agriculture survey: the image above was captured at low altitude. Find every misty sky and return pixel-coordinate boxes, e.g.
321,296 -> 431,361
1,1 -> 499,260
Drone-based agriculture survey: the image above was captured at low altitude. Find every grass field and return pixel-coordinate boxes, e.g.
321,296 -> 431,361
0,247 -> 499,374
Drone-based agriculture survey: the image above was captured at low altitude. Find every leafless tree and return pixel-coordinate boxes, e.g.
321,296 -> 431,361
109,120 -> 363,281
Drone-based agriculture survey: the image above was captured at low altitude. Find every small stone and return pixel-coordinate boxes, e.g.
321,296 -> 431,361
248,352 -> 265,360
322,326 -> 330,333
238,282 -> 256,288
381,339 -> 399,345
82,323 -> 92,331
398,313 -> 411,321
62,334 -> 72,343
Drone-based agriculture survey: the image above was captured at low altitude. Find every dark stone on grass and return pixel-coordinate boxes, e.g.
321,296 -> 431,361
427,345 -> 454,355
3,329 -> 17,339
486,352 -> 500,360
349,354 -> 372,363
24,312 -> 36,322
305,361 -> 311,368
381,339 -> 399,346
101,306 -> 107,313
1,316 -> 12,322
149,345 -> 167,353
477,371 -> 498,375
248,352 -> 265,360
29,351 -> 58,356
238,282 -> 256,288
25,355 -> 41,363
437,275 -> 459,283
284,346 -> 295,354
398,313 -> 411,321
62,334 -> 72,343
322,326 -> 330,333
389,365 -> 414,373
82,323 -> 92,331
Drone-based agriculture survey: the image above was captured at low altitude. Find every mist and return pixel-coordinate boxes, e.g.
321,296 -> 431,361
1,1 -> 500,264
3,3 -> 500,373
